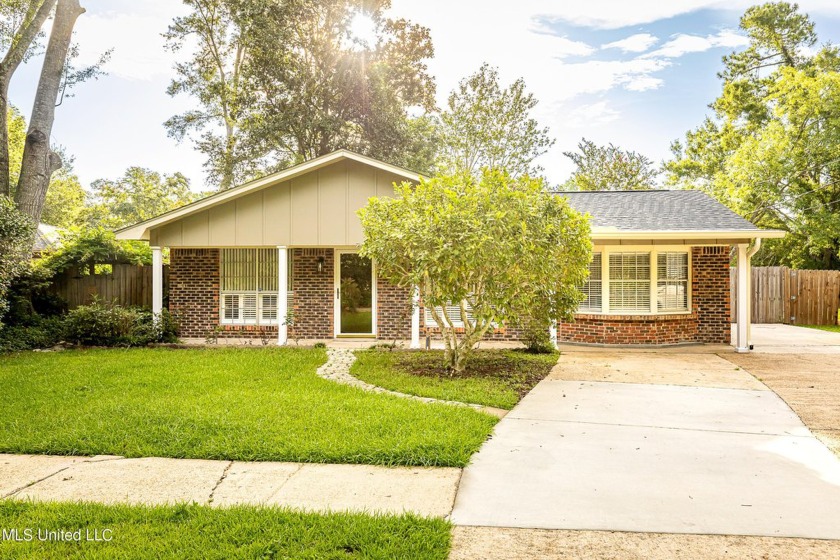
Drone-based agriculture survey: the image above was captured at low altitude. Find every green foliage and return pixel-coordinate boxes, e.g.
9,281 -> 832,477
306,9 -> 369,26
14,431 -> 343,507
359,169 -> 591,371
85,167 -> 196,228
0,315 -> 65,353
63,301 -> 179,347
0,194 -> 36,326
520,317 -> 558,354
437,63 -> 553,177
0,347 -> 496,466
666,2 -> 840,269
0,501 -> 452,560
351,349 -> 558,409
165,0 -> 437,189
563,138 -> 659,191
38,227 -> 152,275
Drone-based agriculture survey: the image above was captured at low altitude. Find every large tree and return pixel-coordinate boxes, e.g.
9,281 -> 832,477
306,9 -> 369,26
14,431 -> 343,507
666,1 -> 840,269
84,167 -> 197,229
358,169 -> 591,372
436,63 -> 553,177
166,0 -> 436,190
563,138 -> 659,191
0,0 -> 57,198
14,0 -> 85,225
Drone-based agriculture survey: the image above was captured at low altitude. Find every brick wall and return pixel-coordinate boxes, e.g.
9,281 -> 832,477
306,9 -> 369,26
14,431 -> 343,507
692,245 -> 731,343
291,248 -> 334,339
169,248 -> 220,338
558,313 -> 698,345
376,279 -> 412,340
557,245 -> 732,345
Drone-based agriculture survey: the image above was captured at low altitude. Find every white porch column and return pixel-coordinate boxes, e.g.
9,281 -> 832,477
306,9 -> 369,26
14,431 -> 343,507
735,243 -> 750,353
151,246 -> 163,316
549,320 -> 558,349
277,246 -> 288,346
410,286 -> 420,349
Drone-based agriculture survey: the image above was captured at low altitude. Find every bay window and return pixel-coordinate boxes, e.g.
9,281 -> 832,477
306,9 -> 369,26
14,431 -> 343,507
577,249 -> 690,315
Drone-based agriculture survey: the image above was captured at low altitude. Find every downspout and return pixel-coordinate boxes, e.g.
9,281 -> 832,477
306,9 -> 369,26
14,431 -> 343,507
746,238 -> 762,349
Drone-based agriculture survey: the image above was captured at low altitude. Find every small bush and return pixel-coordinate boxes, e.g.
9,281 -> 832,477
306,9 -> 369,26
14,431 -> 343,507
0,316 -> 65,353
63,301 -> 179,347
520,319 -> 557,354
313,342 -> 327,349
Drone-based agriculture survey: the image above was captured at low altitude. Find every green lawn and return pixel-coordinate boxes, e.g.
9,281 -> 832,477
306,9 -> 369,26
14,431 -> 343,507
0,347 -> 497,466
0,501 -> 450,559
351,349 -> 559,410
803,324 -> 840,333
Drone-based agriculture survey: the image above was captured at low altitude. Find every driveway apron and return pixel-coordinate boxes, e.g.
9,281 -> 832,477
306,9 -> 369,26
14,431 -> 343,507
450,352 -> 840,539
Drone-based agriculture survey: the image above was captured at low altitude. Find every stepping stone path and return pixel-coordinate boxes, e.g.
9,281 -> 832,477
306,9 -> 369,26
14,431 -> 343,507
316,348 -> 507,418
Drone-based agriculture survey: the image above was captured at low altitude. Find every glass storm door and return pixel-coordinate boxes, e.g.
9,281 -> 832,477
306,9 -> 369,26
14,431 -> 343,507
336,252 -> 374,335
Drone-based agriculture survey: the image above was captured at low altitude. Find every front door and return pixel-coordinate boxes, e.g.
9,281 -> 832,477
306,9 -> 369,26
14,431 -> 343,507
335,251 -> 375,336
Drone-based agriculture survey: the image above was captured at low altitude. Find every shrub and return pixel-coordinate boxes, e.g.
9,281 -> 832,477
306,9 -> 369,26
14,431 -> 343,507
520,318 -> 557,354
0,196 -> 36,327
0,316 -> 65,353
63,301 -> 179,347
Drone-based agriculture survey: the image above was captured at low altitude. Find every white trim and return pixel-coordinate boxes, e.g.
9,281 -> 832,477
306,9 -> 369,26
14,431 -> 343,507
115,150 -> 424,241
590,229 -> 785,240
278,246 -> 288,346
410,286 -> 420,349
735,243 -> 750,352
151,246 -> 163,317
583,245 -> 692,316
334,249 -> 377,337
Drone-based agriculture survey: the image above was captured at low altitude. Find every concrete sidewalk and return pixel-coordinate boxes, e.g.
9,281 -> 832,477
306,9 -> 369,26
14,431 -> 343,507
0,454 -> 461,518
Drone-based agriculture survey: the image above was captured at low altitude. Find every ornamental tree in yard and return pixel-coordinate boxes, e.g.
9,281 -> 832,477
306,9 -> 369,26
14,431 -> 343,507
358,169 -> 591,373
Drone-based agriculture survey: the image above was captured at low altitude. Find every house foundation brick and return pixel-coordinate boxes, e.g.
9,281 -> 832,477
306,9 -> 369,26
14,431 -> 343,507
557,245 -> 732,345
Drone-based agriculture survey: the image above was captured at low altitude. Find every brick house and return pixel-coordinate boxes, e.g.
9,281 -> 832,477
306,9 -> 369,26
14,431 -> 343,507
115,150 -> 783,351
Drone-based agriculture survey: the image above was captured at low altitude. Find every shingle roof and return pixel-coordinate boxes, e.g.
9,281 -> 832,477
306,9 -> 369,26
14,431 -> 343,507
556,190 -> 760,232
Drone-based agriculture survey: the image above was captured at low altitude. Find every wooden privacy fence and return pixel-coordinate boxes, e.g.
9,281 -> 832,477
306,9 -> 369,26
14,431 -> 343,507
49,264 -> 170,310
730,266 -> 840,325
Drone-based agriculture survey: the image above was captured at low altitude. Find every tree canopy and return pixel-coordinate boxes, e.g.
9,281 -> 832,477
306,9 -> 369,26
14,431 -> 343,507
436,63 -> 553,177
165,0 -> 437,189
563,138 -> 659,191
666,1 -> 840,269
358,169 -> 591,372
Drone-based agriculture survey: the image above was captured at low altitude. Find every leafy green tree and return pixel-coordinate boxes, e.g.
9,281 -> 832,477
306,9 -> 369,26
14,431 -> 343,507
666,1 -> 840,269
563,138 -> 659,191
358,169 -> 591,372
6,105 -> 85,227
0,194 -> 35,325
84,167 -> 197,229
165,0 -> 436,189
38,226 -> 152,276
436,64 -> 553,177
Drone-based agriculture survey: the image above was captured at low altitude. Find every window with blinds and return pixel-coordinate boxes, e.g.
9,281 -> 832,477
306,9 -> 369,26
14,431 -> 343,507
608,252 -> 651,312
219,249 -> 290,325
579,253 -> 602,312
425,302 -> 476,328
657,252 -> 689,311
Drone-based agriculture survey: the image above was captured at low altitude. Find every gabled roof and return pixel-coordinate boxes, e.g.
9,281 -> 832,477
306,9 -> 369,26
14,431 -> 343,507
557,190 -> 785,240
115,150 -> 424,241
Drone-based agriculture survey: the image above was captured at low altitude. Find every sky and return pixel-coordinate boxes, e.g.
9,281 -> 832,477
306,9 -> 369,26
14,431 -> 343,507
7,0 -> 840,192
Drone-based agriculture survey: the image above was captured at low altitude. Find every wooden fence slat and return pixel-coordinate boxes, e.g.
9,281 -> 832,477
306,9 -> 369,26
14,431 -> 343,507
49,264 -> 170,310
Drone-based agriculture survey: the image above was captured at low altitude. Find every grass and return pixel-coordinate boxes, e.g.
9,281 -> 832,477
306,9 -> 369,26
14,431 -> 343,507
0,501 -> 450,559
0,347 -> 497,467
350,349 -> 559,410
802,324 -> 840,333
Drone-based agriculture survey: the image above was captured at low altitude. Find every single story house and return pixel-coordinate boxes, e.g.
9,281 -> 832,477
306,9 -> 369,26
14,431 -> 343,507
115,150 -> 784,352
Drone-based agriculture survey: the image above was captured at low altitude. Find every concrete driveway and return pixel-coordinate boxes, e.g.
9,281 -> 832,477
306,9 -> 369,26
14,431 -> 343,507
450,350 -> 840,539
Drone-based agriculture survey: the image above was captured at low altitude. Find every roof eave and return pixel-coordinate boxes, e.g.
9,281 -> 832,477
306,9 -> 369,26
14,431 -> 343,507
590,229 -> 787,240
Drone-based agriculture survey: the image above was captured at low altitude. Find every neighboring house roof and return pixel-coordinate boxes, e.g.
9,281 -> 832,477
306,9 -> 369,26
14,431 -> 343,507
115,149 -> 424,242
33,223 -> 62,253
556,190 -> 785,241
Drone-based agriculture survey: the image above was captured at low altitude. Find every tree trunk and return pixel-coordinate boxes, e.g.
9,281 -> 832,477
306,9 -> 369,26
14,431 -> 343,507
14,0 -> 84,225
0,0 -> 58,197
